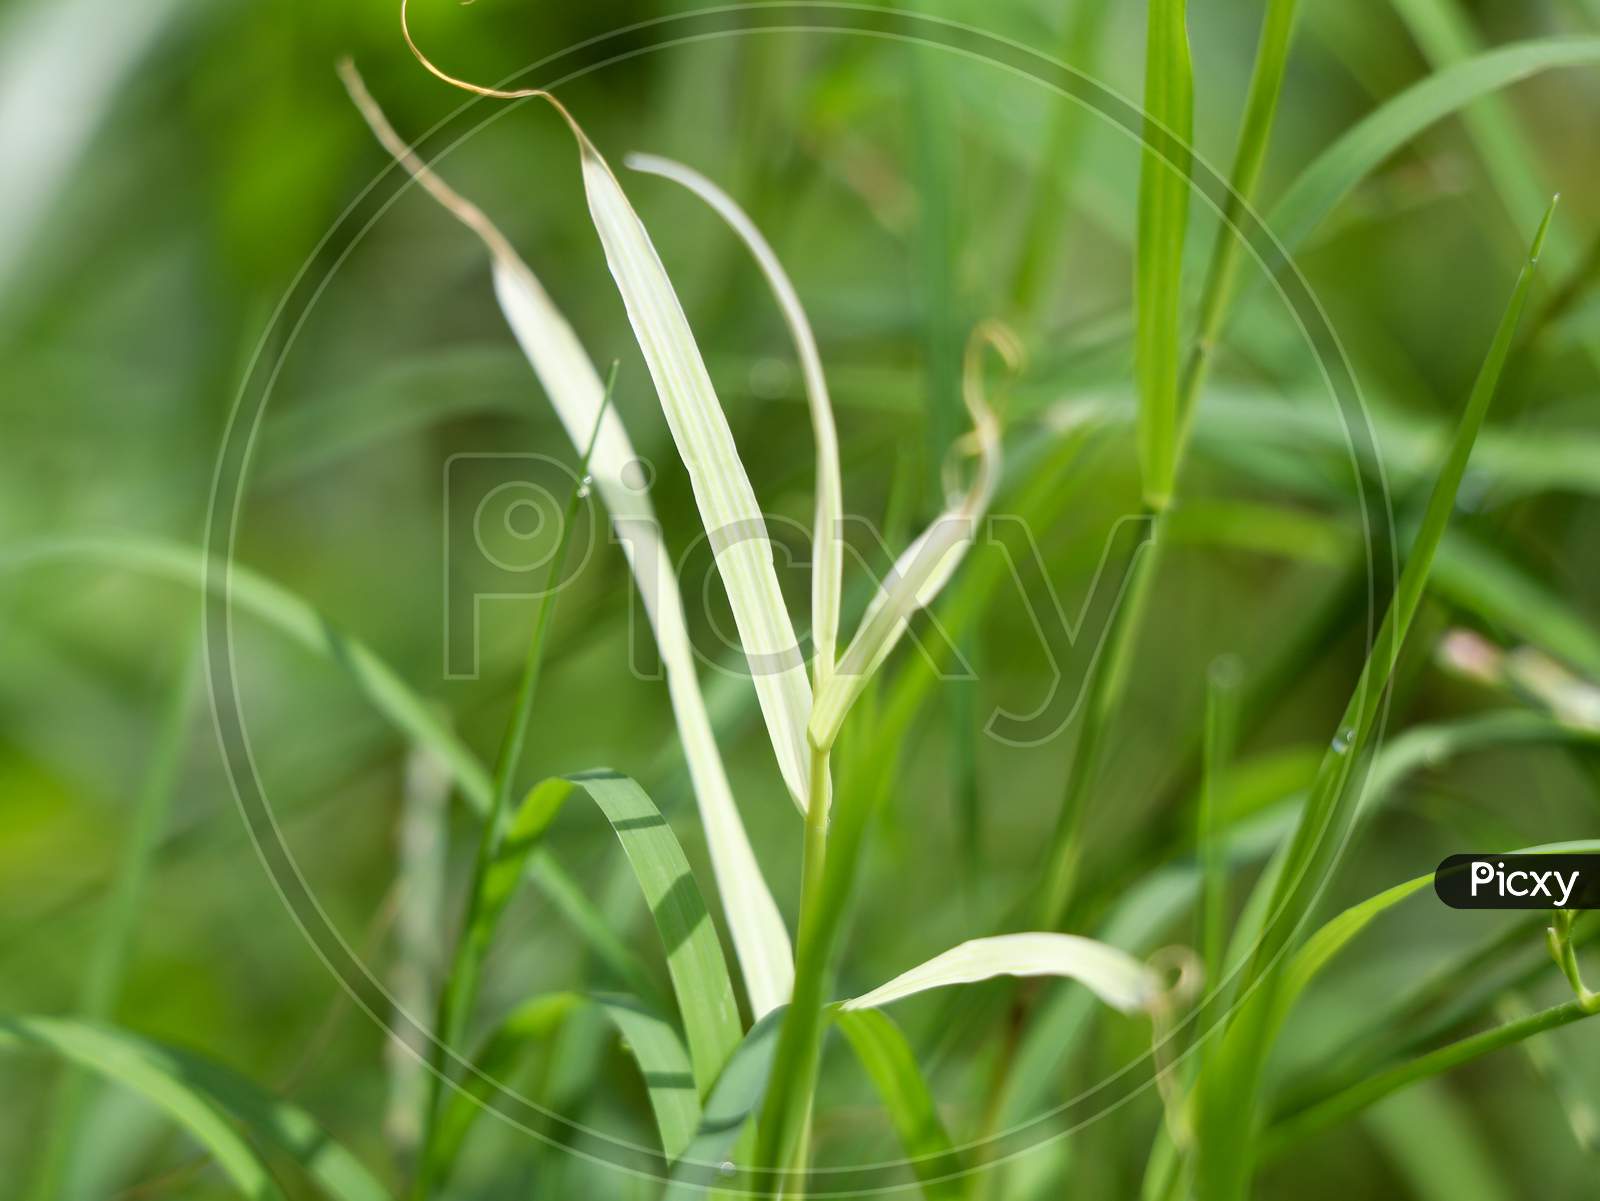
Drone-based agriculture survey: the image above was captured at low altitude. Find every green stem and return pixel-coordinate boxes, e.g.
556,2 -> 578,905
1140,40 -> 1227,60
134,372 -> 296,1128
413,373 -> 614,1200
754,741 -> 833,1195
1261,998 -> 1600,1158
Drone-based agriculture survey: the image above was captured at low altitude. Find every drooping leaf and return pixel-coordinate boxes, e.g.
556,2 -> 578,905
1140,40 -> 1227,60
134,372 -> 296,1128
545,95 -> 816,814
841,933 -> 1159,1016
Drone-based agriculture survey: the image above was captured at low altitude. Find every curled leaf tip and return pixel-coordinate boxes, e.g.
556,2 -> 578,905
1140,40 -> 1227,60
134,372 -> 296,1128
400,0 -> 544,101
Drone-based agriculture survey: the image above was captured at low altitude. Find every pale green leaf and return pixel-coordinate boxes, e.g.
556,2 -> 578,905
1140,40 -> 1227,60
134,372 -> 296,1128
840,933 -> 1159,1016
338,62 -> 792,1019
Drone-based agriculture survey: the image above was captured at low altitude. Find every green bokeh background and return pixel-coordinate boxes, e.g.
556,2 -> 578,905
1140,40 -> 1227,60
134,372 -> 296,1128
2,0 -> 1598,1196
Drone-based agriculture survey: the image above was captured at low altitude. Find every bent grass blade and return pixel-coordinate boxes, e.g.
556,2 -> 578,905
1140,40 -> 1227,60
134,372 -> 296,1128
338,60 -> 794,1020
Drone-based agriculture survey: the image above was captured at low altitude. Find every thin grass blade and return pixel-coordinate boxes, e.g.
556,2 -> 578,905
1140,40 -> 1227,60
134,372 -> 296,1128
624,152 -> 844,690
1271,39 -> 1600,251
835,1008 -> 965,1201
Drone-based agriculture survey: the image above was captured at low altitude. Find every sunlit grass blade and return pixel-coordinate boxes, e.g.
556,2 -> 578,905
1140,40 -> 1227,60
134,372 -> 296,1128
834,1009 -> 965,1201
662,1006 -> 787,1201
840,933 -> 1159,1016
1201,201 -> 1556,1199
1133,0 -> 1193,509
339,60 -> 794,1020
0,1016 -> 389,1201
543,96 -> 816,814
433,991 -> 696,1170
1270,39 -> 1600,251
809,324 -> 1014,750
420,367 -> 609,1179
624,152 -> 844,690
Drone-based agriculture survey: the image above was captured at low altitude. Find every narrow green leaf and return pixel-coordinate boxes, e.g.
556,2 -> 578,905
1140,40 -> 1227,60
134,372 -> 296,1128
1241,197 -> 1556,999
663,1006 -> 787,1201
0,1016 -> 389,1201
473,772 -> 742,1098
1181,0 -> 1299,428
1262,998 -> 1600,1157
835,1009 -> 965,1201
1271,39 -> 1600,251
1134,0 -> 1193,509
1199,201 -> 1551,1183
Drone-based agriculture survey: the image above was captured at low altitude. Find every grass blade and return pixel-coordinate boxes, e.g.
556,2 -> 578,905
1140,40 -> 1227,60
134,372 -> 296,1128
835,1008 -> 965,1201
841,933 -> 1159,1016
809,325 -> 1014,750
1271,39 -> 1600,251
514,773 -> 742,1096
339,61 -> 794,1020
1262,998 -> 1600,1158
624,152 -> 844,690
417,391 -> 608,1192
1133,0 -> 1193,509
1180,0 -> 1299,427
1199,199 -> 1556,1200
546,98 -> 815,814
0,1016 -> 389,1201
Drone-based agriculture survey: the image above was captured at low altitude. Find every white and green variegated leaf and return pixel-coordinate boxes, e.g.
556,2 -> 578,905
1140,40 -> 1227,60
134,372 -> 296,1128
841,933 -> 1160,1016
625,152 -> 844,692
339,62 -> 793,1018
551,105 -> 816,815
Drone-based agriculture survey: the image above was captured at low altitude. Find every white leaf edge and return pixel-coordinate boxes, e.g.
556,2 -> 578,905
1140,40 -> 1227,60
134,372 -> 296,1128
554,108 -> 816,815
624,152 -> 844,695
